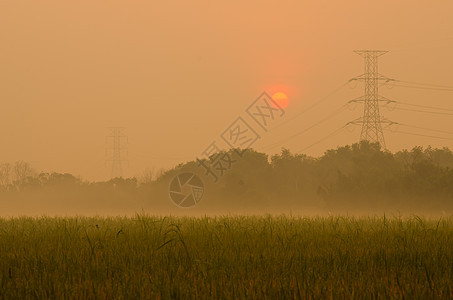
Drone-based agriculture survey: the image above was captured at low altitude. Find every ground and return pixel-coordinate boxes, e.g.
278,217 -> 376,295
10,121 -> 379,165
0,215 -> 452,299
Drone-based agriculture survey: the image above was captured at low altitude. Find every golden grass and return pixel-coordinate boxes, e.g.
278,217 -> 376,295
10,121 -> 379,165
0,214 -> 452,299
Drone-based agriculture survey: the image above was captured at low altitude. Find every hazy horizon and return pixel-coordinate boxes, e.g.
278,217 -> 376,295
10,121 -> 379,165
2,3 -> 453,297
2,1 -> 453,181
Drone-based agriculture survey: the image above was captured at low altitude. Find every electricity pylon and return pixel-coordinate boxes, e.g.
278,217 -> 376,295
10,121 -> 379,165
349,50 -> 395,149
106,127 -> 128,178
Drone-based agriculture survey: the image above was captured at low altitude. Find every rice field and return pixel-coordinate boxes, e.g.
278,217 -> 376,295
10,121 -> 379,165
0,215 -> 452,299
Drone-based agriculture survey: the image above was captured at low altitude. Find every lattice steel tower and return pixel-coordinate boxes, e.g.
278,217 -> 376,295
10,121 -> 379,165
350,50 -> 392,148
106,127 -> 128,178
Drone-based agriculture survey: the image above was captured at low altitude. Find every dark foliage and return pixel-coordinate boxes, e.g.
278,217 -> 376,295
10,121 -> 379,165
1,141 -> 453,212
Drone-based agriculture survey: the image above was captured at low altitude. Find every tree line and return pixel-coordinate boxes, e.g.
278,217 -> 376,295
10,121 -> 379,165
1,141 -> 453,212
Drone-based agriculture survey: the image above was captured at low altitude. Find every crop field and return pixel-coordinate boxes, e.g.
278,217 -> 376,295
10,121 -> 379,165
0,215 -> 452,299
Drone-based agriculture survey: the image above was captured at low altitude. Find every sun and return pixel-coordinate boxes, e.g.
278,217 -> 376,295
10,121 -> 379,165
271,92 -> 289,109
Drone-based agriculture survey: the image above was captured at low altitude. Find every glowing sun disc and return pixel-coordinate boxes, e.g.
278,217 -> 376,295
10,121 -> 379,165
272,92 -> 289,108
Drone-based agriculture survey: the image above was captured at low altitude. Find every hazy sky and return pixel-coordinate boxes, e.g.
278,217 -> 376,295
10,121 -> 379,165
1,1 -> 453,180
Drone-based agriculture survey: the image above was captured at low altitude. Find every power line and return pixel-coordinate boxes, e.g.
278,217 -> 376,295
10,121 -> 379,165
383,82 -> 453,92
394,80 -> 453,89
260,54 -> 453,155
260,104 -> 348,151
389,36 -> 453,52
384,129 -> 453,141
391,101 -> 453,112
268,81 -> 349,132
398,124 -> 453,135
392,107 -> 453,116
298,125 -> 347,152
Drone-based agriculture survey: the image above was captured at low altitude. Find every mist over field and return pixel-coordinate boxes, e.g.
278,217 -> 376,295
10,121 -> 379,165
2,1 -> 453,298
1,1 -> 452,217
1,142 -> 452,217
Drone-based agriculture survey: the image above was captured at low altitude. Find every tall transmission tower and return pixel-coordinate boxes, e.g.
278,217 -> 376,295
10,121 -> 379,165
349,50 -> 394,149
106,127 -> 128,178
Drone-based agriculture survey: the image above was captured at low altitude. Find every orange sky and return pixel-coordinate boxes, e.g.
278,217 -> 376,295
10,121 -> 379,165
1,1 -> 453,180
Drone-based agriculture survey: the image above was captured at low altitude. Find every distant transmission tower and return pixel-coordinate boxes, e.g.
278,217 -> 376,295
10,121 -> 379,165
349,50 -> 394,149
106,127 -> 128,178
